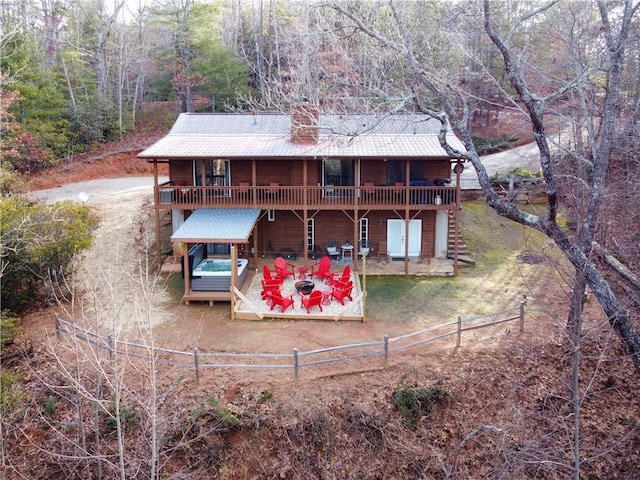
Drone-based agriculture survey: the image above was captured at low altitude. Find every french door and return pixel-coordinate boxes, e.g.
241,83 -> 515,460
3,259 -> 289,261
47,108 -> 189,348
387,219 -> 422,258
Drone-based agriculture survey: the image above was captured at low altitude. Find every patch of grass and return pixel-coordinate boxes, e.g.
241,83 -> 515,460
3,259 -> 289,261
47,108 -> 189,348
0,371 -> 26,415
206,396 -> 239,428
193,396 -> 240,431
1,310 -> 21,347
257,391 -> 273,404
366,201 -> 562,322
366,275 -> 460,322
461,202 -> 527,264
104,402 -> 139,433
393,382 -> 448,429
165,273 -> 187,301
43,396 -> 56,415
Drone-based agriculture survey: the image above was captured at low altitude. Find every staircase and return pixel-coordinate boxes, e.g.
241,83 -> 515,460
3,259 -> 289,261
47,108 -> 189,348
447,211 -> 476,266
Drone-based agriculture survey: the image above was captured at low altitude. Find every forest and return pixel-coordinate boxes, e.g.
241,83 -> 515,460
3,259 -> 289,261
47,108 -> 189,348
2,0 -> 640,478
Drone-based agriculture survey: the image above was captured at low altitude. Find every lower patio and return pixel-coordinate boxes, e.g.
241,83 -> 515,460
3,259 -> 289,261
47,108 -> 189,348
161,254 -> 455,321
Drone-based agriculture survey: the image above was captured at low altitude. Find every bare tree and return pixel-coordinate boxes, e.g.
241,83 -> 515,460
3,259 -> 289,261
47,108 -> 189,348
329,0 -> 640,376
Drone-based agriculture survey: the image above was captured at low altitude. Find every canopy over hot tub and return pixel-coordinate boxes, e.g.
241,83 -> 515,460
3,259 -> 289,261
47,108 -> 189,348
171,209 -> 260,307
171,208 -> 260,243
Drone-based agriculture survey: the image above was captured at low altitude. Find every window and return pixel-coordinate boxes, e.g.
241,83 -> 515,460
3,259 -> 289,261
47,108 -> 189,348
359,217 -> 369,247
387,160 -> 424,184
306,218 -> 315,253
194,159 -> 230,194
322,159 -> 354,187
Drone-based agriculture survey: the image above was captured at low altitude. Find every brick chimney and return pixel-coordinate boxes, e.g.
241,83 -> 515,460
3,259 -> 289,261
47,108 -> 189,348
291,103 -> 319,144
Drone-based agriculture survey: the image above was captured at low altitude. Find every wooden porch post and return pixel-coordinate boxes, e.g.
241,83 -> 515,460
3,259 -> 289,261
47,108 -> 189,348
404,160 -> 410,275
153,161 -> 162,271
362,251 -> 367,321
231,244 -> 237,320
183,242 -> 191,302
252,224 -> 258,269
251,160 -> 257,204
199,159 -> 206,187
254,221 -> 259,265
303,159 -> 308,264
354,159 -> 361,269
453,160 -> 463,276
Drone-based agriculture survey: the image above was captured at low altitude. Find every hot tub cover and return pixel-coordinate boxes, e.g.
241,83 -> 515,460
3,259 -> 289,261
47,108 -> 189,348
171,209 -> 260,243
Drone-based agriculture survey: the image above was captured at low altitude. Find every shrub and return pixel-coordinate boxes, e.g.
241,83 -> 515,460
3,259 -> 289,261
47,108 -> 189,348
472,135 -> 517,155
0,164 -> 29,194
0,371 -> 26,416
193,396 -> 240,431
490,166 -> 543,188
1,310 -> 21,347
393,383 -> 448,429
0,196 -> 99,312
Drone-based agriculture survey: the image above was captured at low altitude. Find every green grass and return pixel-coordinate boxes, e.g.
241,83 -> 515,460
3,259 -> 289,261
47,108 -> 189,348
165,272 -> 184,298
365,201 -> 562,322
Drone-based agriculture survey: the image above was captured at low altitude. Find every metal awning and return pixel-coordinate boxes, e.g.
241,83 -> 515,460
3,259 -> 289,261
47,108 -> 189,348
171,209 -> 260,243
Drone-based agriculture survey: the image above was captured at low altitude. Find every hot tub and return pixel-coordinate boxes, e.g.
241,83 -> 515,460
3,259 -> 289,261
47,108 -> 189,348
191,258 -> 249,292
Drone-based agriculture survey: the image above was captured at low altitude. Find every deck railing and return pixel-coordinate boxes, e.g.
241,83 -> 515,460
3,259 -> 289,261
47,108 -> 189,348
155,183 -> 458,210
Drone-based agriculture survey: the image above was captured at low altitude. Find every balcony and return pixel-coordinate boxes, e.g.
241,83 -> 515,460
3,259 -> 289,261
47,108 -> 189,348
155,183 -> 458,211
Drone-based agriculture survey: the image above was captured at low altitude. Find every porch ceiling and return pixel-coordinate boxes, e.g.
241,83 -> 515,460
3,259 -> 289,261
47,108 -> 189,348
171,208 -> 260,243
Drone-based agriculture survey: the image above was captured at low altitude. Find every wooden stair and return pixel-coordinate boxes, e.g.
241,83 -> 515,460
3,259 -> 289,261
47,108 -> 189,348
447,211 -> 476,266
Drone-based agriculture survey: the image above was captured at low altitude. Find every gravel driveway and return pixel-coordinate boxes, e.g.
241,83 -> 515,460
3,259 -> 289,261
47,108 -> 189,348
29,176 -> 168,203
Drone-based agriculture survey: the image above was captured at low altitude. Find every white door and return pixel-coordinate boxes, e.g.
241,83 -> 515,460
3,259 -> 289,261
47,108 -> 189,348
387,219 -> 422,257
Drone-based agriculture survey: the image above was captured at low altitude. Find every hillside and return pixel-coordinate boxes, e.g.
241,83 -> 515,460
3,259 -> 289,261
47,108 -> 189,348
7,111 -> 639,479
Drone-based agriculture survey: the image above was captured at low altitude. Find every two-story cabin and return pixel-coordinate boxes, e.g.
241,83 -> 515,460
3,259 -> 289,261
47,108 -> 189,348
138,104 -> 467,305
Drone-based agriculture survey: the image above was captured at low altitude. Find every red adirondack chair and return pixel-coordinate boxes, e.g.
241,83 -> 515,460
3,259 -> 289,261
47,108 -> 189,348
274,256 -> 296,281
331,281 -> 353,305
262,265 -> 282,285
261,280 -> 281,300
310,255 -> 333,283
331,264 -> 351,286
301,290 -> 323,313
266,290 -> 294,312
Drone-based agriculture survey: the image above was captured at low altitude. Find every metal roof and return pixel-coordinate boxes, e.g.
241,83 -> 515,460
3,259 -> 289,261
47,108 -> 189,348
170,209 -> 260,243
139,112 -> 466,160
168,112 -> 445,136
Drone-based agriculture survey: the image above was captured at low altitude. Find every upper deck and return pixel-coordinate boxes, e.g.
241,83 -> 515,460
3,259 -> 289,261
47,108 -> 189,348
155,183 -> 459,211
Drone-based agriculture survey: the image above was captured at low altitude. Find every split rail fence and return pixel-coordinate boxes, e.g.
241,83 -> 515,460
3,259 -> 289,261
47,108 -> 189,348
54,301 -> 525,382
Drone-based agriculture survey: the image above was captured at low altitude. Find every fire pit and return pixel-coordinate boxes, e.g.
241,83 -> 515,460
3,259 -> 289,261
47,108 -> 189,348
295,280 -> 315,295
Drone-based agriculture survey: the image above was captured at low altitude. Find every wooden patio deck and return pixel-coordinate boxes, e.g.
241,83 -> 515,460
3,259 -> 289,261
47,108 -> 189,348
160,255 -> 454,320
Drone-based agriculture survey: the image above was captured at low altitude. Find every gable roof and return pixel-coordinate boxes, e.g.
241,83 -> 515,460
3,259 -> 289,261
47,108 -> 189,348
138,112 -> 466,160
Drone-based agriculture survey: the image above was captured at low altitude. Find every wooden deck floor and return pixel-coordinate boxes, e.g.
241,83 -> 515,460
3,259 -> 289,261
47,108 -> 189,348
160,255 -> 455,320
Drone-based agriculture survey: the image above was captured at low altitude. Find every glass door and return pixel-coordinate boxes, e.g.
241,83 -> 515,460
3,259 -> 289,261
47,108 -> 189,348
322,159 -> 354,196
194,159 -> 230,195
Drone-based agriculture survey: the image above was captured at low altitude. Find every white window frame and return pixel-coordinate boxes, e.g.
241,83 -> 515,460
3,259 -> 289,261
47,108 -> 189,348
306,218 -> 315,253
359,217 -> 369,249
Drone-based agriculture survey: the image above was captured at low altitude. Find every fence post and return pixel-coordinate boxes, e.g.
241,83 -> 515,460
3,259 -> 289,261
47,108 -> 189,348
193,348 -> 200,384
519,301 -> 526,333
456,315 -> 462,348
293,348 -> 299,382
383,335 -> 389,368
